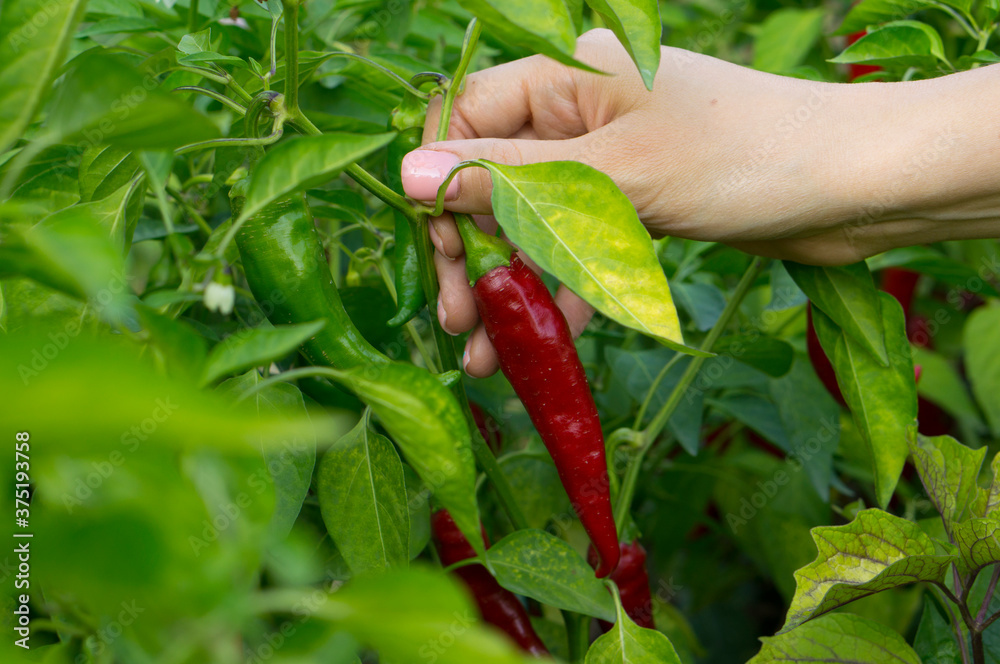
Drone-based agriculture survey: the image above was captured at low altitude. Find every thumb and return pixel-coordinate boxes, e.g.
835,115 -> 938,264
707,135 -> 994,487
401,137 -> 587,214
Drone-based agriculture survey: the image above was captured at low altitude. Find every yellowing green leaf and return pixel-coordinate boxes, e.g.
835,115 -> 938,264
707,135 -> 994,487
755,613 -> 921,663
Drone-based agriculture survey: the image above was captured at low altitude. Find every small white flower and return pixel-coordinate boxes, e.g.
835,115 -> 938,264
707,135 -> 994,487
218,17 -> 250,30
204,281 -> 235,315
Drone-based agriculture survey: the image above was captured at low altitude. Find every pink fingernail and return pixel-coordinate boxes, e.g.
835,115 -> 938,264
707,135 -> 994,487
402,150 -> 460,202
463,346 -> 471,373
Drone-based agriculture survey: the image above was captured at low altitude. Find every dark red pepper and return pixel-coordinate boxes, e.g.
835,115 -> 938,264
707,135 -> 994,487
588,540 -> 656,631
470,402 -> 502,455
431,510 -> 549,656
454,214 -> 620,578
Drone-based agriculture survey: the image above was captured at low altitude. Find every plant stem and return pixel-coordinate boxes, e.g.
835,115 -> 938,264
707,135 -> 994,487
173,86 -> 247,114
436,19 -> 481,143
188,0 -> 199,32
613,258 -> 766,534
345,164 -> 417,218
632,352 -> 683,430
972,631 -> 984,664
978,565 -> 1000,623
281,0 -> 301,116
563,610 -> 590,663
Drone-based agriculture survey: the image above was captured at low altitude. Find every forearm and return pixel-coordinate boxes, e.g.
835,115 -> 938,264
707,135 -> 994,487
828,64 -> 1000,253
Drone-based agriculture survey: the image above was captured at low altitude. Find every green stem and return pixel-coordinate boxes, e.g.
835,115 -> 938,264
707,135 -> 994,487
188,0 -> 199,32
632,353 -> 683,430
173,86 -> 247,114
564,610 -> 590,663
174,128 -> 283,156
454,213 -> 512,282
613,258 -> 766,534
282,0 -> 302,115
316,52 -> 430,98
166,187 -> 213,236
436,19 -> 482,143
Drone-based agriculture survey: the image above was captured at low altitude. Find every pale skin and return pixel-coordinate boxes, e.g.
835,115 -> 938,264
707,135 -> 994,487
399,29 -> 1000,378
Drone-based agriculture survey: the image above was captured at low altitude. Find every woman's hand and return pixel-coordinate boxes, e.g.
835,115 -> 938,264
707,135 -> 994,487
401,29 -> 1000,376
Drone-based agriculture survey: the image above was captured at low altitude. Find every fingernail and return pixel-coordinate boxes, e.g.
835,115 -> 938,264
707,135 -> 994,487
437,296 -> 458,336
428,219 -> 452,259
402,150 -> 460,202
462,345 -> 471,373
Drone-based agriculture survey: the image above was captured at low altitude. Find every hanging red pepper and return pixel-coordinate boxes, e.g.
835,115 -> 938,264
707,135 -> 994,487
588,540 -> 656,631
431,510 -> 549,656
453,214 -> 620,578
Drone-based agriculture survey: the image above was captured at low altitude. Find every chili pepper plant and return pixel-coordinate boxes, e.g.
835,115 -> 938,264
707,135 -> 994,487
3,1 -> 1000,663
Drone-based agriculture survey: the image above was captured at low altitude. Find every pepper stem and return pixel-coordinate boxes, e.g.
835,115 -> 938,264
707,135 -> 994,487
454,213 -> 512,285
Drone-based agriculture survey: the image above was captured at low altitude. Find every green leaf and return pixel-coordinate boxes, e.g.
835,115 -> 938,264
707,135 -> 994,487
477,160 -> 689,351
710,394 -> 790,451
753,8 -> 825,74
585,588 -> 682,664
47,52 -> 221,150
178,28 -> 214,54
218,371 -> 317,539
328,362 -> 483,558
486,529 -> 616,621
604,347 -> 703,454
953,514 -> 1000,577
199,320 -> 327,386
781,509 -> 954,632
829,21 -> 947,69
583,0 -> 661,89
914,597 -> 964,664
177,52 -> 250,69
331,568 -> 529,664
784,261 -> 888,366
75,16 -> 158,37
239,133 -> 396,223
913,346 -> 984,426
907,433 -> 986,533
499,454 -> 571,530
403,465 -> 431,559
868,246 -> 1000,298
811,294 -> 916,508
836,0 -> 940,35
317,413 -> 409,574
671,281 -> 725,332
769,357 -> 840,498
0,0 -> 88,153
971,452 -> 1000,518
713,335 -> 794,378
78,145 -> 140,203
136,304 -> 208,383
457,0 -> 593,72
964,306 -> 1000,436
0,204 -> 133,322
755,613 -> 922,663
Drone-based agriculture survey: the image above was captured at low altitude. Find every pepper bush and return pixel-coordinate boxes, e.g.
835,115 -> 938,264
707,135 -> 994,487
2,0 -> 1000,663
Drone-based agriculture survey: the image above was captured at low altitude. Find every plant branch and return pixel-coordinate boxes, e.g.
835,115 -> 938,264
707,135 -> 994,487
436,19 -> 481,143
613,258 -> 766,535
173,86 -> 247,114
978,564 -> 1000,624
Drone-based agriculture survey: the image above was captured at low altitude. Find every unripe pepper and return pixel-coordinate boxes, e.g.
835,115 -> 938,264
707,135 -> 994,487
431,510 -> 549,656
385,92 -> 427,327
588,540 -> 655,631
230,184 -> 391,369
454,214 -> 620,577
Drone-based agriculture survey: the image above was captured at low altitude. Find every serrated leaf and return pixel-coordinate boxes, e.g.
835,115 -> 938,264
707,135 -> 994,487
328,362 -> 483,559
784,261 -> 887,365
908,433 -> 986,534
239,133 -> 395,223
781,509 -> 955,632
753,8 -> 825,74
829,21 -> 947,69
317,413 -> 409,574
836,0 -> 940,35
583,0 -> 661,90
755,613 -> 921,663
964,306 -> 1000,436
812,294 -> 916,508
477,160 -> 689,351
487,529 -> 616,621
0,0 -> 88,153
199,320 -> 327,386
585,589 -> 682,663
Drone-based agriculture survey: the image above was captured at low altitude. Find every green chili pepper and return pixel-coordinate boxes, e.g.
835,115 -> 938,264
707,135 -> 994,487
385,93 -> 427,327
231,181 -> 391,370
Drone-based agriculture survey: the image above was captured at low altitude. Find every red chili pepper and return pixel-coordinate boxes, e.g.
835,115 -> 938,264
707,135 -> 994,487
470,402 -> 502,455
588,540 -> 656,631
846,30 -> 882,81
806,306 -> 846,407
454,214 -> 620,578
431,510 -> 549,656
